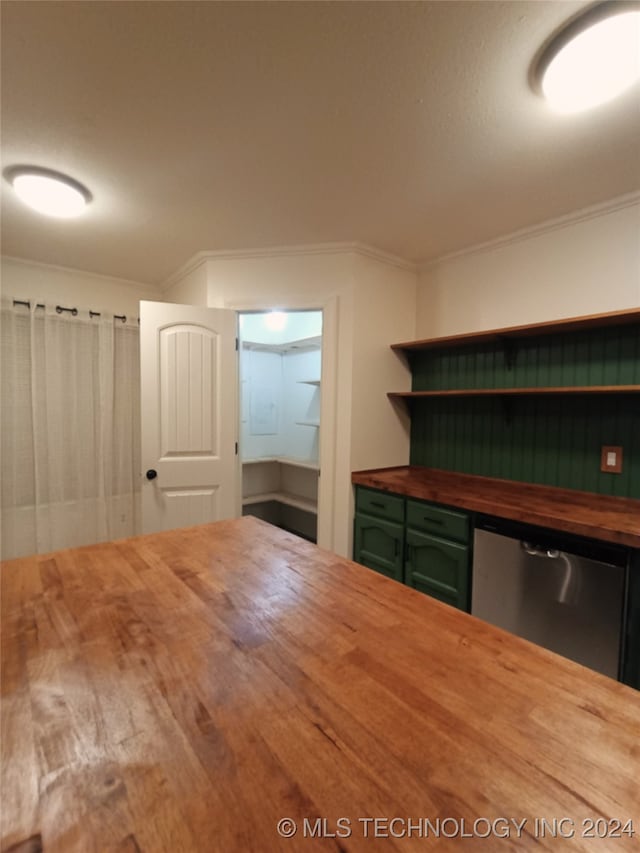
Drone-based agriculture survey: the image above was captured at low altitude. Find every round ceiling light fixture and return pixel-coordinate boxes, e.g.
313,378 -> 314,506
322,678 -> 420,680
264,311 -> 287,331
535,1 -> 640,113
4,166 -> 92,218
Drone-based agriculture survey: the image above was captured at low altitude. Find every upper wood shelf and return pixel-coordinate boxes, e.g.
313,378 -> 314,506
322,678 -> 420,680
391,307 -> 640,353
388,385 -> 640,400
242,335 -> 321,354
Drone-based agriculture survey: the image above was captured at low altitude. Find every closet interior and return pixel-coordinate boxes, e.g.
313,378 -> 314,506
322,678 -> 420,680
239,310 -> 322,542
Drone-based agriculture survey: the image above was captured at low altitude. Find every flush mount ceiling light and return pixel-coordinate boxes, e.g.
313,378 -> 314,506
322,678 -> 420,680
534,1 -> 640,113
4,166 -> 92,218
264,311 -> 287,331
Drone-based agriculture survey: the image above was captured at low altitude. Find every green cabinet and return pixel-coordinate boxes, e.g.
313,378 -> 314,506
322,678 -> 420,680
353,515 -> 404,582
353,487 -> 405,582
405,498 -> 470,610
405,530 -> 469,609
353,486 -> 471,611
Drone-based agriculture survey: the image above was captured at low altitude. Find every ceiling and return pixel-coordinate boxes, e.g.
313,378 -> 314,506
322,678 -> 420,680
2,0 -> 639,285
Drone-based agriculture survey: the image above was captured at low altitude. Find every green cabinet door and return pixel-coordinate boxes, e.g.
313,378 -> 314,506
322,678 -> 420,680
354,514 -> 404,582
405,529 -> 470,611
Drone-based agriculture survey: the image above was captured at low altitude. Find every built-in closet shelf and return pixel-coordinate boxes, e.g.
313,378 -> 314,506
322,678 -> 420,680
298,379 -> 321,386
242,457 -> 320,471
296,420 -> 320,427
388,385 -> 640,400
242,492 -> 317,515
242,335 -> 322,354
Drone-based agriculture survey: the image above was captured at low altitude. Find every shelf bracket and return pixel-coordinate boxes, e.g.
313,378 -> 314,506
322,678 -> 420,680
500,396 -> 514,425
497,335 -> 517,370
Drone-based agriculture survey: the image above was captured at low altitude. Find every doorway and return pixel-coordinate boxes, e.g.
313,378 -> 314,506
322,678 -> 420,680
239,309 -> 322,542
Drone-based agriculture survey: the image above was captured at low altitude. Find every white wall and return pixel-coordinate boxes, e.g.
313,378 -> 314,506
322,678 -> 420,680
416,199 -> 640,337
282,348 -> 321,462
240,348 -> 284,460
239,312 -> 322,462
201,250 -> 355,555
239,310 -> 322,345
1,256 -> 160,316
163,261 -> 208,306
351,253 -> 416,473
165,248 -> 417,557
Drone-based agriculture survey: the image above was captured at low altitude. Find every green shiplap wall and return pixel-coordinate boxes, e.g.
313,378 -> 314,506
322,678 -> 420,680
408,323 -> 640,498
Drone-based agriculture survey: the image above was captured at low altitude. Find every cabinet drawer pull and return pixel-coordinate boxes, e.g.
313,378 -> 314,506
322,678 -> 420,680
371,501 -> 386,509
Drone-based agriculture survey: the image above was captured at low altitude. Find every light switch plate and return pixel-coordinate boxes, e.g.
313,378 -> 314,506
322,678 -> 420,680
601,445 -> 623,474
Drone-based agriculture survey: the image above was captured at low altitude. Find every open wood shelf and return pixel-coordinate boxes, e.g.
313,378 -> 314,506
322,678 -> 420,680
242,456 -> 319,471
242,335 -> 322,354
242,491 -> 317,514
388,384 -> 640,400
391,307 -> 640,353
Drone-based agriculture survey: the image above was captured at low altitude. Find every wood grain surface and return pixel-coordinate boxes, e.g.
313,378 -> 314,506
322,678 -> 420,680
352,466 -> 640,548
2,517 -> 639,852
387,385 -> 640,398
390,306 -> 640,352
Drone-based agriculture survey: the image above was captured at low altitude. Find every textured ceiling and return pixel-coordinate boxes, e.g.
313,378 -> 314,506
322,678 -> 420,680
1,0 -> 639,284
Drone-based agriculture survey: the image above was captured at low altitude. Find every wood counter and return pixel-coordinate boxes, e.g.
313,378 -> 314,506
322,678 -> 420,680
352,466 -> 640,549
2,517 -> 639,851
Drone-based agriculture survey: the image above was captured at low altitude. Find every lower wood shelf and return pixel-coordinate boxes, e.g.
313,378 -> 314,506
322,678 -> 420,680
388,384 -> 640,400
242,457 -> 319,471
242,491 -> 317,515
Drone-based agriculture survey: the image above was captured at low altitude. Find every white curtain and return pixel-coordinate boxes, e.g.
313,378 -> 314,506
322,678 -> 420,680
1,298 -> 141,559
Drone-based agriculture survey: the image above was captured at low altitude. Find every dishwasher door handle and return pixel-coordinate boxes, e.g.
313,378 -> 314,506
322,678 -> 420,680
521,541 -> 560,559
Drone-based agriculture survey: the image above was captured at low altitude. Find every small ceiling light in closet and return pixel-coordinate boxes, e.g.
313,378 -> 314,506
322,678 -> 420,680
535,2 -> 640,113
264,311 -> 287,331
4,166 -> 92,218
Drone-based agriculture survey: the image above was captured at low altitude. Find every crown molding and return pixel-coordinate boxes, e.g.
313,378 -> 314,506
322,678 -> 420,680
420,191 -> 640,270
161,241 -> 416,291
0,254 -> 160,294
348,242 -> 417,272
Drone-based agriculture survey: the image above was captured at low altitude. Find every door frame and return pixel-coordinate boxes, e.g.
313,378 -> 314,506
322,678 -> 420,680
230,295 -> 338,551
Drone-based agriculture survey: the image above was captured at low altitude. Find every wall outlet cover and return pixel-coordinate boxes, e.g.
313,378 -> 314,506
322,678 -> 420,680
600,445 -> 623,474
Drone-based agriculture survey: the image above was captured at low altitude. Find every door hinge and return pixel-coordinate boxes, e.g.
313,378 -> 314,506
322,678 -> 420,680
235,337 -> 239,351
235,442 -> 238,455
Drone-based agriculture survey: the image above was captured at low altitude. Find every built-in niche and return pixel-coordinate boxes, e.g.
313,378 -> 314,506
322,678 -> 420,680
239,310 -> 322,542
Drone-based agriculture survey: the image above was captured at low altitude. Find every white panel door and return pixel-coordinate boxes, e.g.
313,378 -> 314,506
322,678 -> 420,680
140,301 -> 238,534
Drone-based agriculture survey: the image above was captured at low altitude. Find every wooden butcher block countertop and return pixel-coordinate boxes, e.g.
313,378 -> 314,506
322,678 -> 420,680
352,466 -> 640,549
2,517 -> 639,852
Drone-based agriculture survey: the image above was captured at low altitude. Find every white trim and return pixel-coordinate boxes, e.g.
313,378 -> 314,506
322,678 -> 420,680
161,241 -> 416,291
235,293 -> 338,552
420,191 -> 640,269
349,242 -> 417,271
1,254 -> 159,294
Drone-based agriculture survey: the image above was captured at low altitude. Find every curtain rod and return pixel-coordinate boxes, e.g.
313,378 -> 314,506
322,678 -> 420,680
12,299 -> 135,323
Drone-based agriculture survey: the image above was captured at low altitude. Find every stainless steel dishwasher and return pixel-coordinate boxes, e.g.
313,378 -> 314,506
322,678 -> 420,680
472,515 -> 628,679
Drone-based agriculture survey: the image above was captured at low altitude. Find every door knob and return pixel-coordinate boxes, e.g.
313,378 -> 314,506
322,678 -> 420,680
146,469 -> 158,481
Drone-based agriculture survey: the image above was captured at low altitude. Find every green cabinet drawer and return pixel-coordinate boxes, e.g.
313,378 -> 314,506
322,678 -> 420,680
405,529 -> 470,611
406,499 -> 469,543
354,515 -> 404,582
356,487 -> 405,524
